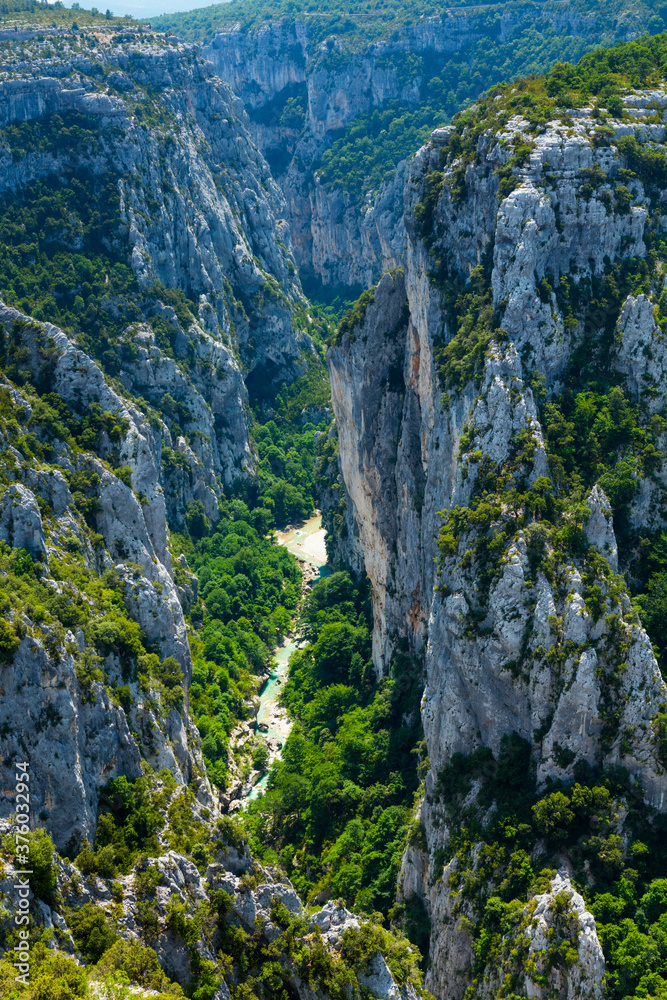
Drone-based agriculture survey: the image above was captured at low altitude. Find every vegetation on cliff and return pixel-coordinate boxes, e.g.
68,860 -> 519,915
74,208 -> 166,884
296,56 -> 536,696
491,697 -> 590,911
244,570 -> 425,919
397,31 -> 667,996
8,14 -> 667,1000
0,0 -> 136,28
151,0 -> 666,49
433,742 -> 667,1000
152,0 -> 667,208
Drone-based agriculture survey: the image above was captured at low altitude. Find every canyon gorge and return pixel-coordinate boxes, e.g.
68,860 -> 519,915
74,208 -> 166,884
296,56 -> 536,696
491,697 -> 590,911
2,4 -> 667,1000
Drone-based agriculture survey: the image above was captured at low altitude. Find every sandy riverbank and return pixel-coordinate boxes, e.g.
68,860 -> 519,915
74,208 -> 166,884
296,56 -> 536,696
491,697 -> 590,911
276,511 -> 328,567
228,514 -> 329,809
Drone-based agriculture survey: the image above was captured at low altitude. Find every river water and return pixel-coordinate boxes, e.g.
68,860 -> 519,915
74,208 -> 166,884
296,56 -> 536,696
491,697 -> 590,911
244,513 -> 328,802
277,512 -> 329,569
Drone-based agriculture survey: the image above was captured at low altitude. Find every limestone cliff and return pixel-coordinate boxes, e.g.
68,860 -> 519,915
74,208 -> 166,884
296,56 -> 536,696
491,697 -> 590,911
329,86 -> 667,997
203,7 -> 660,288
0,302 -> 219,853
204,15 -> 416,285
0,27 -> 314,485
0,25 -> 316,854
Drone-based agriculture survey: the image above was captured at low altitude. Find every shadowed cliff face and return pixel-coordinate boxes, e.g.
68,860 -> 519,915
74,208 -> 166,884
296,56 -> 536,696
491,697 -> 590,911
0,30 -> 312,404
203,15 -> 484,287
205,16 -> 415,288
328,88 -> 667,996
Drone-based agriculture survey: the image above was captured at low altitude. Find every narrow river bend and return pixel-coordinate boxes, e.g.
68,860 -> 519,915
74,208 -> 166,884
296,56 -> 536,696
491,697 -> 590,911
244,513 -> 329,803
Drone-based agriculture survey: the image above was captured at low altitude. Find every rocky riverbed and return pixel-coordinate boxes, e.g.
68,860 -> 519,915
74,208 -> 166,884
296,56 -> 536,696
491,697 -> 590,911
222,514 -> 329,811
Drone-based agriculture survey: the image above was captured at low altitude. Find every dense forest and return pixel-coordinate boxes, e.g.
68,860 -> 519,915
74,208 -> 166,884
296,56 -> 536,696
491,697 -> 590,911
151,0 -> 667,47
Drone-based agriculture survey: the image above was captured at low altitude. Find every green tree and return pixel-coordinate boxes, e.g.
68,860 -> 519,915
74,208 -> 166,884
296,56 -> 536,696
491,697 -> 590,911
68,904 -> 119,962
32,954 -> 88,1000
532,792 -> 575,841
186,500 -> 209,539
27,829 -> 57,906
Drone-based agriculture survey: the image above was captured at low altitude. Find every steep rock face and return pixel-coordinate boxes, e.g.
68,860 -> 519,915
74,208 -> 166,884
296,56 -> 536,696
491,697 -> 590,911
206,15 -> 475,284
616,292 -> 667,415
205,20 -> 307,110
117,316 -> 249,525
521,872 -> 605,1000
0,304 -> 187,656
309,163 -> 407,288
0,304 -> 218,851
0,482 -> 48,559
0,30 -> 312,484
0,629 -> 145,854
329,96 -> 667,996
205,9 -> 648,287
423,865 -> 604,1000
328,271 -> 415,667
329,103 -> 667,774
0,24 -> 330,868
0,39 -> 301,327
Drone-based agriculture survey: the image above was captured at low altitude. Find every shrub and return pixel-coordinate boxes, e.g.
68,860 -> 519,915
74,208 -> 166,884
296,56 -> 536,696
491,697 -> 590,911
96,845 -> 119,879
155,656 -> 184,710
333,288 -> 375,345
92,615 -> 146,662
0,617 -> 20,661
31,953 -> 88,1000
186,500 -> 209,539
340,921 -> 425,991
68,903 -> 119,962
214,816 -> 247,854
27,829 -> 58,906
94,940 -> 182,993
532,791 -> 575,841
75,839 -> 99,876
252,740 -> 270,771
640,879 -> 667,924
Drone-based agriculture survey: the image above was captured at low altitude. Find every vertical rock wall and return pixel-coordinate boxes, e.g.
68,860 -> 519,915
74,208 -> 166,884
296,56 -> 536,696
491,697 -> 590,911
329,97 -> 667,996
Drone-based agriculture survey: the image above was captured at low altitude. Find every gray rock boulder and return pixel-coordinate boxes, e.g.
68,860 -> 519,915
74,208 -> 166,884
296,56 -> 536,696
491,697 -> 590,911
0,483 -> 47,560
523,871 -> 605,1000
585,486 -> 618,573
